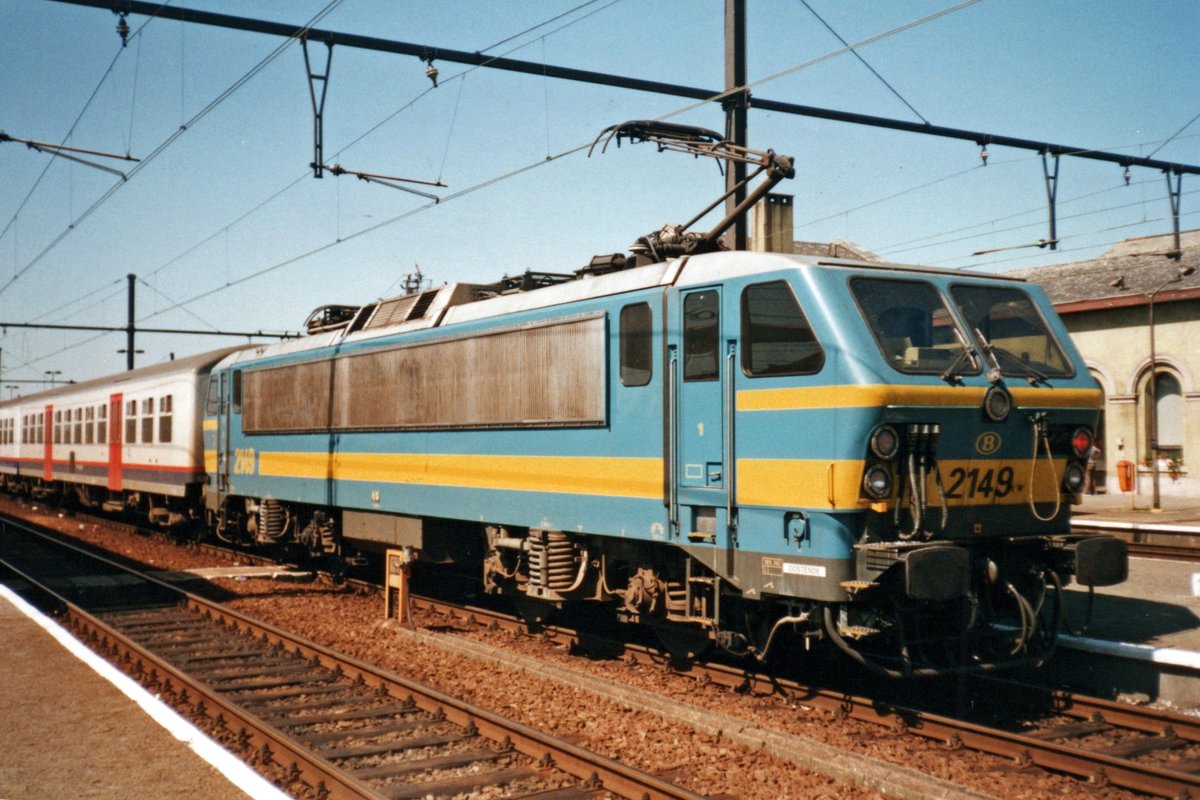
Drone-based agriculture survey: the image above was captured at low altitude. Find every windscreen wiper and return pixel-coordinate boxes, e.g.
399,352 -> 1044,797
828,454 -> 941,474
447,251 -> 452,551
940,327 -> 980,382
973,327 -> 1048,385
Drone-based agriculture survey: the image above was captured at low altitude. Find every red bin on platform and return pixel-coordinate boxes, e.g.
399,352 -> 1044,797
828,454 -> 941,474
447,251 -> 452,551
1116,459 -> 1134,492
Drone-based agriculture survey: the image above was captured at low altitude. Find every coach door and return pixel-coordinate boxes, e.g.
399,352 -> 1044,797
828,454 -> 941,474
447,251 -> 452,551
107,393 -> 123,491
669,285 -> 734,542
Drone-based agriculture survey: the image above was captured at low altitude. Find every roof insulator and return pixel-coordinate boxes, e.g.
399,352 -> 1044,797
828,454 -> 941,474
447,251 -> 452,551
116,14 -> 130,47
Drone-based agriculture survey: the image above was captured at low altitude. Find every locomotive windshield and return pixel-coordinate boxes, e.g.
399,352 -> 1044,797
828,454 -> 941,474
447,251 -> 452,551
950,284 -> 1074,379
850,278 -> 976,375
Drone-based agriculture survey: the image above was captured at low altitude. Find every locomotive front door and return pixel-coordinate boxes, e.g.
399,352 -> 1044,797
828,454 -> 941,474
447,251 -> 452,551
671,286 -> 730,533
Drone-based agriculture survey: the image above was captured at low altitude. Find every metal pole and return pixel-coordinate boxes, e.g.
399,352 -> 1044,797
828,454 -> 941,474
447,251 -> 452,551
126,273 -> 136,371
724,0 -> 748,250
1148,292 -> 1160,512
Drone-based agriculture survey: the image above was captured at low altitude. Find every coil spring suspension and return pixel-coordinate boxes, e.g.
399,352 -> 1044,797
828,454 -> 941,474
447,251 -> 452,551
256,499 -> 286,542
528,530 -> 579,593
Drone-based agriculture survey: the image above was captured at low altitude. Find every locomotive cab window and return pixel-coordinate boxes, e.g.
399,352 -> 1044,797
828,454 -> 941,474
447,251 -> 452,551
950,284 -> 1073,379
741,281 -> 824,376
619,303 -> 653,387
232,370 -> 243,414
851,277 -> 974,375
683,290 -> 719,381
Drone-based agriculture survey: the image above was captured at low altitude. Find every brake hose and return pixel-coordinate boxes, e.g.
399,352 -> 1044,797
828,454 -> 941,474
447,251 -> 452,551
1028,418 -> 1061,522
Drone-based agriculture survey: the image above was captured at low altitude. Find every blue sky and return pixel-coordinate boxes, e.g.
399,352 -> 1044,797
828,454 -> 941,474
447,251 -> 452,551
2,0 -> 1198,389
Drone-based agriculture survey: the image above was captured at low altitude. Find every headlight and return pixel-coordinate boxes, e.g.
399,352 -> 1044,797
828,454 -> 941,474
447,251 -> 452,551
869,424 -> 900,461
1062,463 -> 1086,493
983,384 -> 1012,422
862,463 -> 893,499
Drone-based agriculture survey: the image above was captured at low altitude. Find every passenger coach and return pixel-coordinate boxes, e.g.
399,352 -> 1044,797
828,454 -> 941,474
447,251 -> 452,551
0,348 -> 241,527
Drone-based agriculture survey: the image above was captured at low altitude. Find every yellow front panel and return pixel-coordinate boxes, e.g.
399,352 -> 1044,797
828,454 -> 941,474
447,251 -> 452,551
738,384 -> 1101,412
736,457 -> 1068,510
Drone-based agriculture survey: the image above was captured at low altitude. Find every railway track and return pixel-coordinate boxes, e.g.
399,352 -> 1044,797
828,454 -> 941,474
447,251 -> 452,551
407,597 -> 1200,799
0,517 -> 706,800
8,501 -> 1200,798
1073,517 -> 1200,563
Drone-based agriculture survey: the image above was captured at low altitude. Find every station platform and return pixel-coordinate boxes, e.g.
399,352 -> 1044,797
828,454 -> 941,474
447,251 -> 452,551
0,584 -> 287,800
1072,490 -> 1200,530
1051,493 -> 1200,704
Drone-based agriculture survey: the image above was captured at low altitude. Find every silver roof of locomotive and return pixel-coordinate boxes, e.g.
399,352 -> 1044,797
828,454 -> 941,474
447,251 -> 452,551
215,250 -> 1025,369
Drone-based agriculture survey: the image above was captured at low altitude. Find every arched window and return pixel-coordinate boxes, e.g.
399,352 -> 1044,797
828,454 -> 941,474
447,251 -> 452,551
1144,371 -> 1184,460
1156,372 -> 1184,452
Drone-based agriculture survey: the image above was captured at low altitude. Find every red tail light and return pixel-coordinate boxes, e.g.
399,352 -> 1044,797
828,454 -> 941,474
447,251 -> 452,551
1071,428 -> 1093,457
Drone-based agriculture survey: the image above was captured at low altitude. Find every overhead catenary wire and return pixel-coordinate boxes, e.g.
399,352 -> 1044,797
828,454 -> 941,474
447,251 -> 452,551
927,209 -> 1200,270
0,0 -> 346,301
879,182 -> 1199,261
7,0 -> 620,331
803,129 -> 1200,262
0,0 -> 1111,361
1147,109 -> 1200,159
7,4 -> 630,376
473,0 -> 610,55
798,0 -> 929,125
8,0 -> 1193,378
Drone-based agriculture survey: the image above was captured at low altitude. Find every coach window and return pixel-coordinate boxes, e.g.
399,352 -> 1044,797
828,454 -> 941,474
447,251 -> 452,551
97,404 -> 107,444
142,398 -> 155,444
74,408 -> 83,443
36,412 -> 44,444
741,281 -> 824,376
159,395 -> 173,443
85,407 -> 94,444
54,411 -> 62,444
683,291 -> 720,381
126,400 -> 138,445
232,370 -> 243,414
619,303 -> 653,387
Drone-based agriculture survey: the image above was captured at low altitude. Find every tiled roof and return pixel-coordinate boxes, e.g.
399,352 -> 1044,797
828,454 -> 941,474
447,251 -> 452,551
1005,230 -> 1200,305
791,239 -> 883,261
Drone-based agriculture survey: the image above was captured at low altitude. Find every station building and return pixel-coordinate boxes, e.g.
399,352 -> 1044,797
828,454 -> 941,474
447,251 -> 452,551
1007,230 -> 1200,500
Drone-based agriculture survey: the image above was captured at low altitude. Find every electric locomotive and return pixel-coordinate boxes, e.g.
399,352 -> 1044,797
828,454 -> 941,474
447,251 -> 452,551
1,122 -> 1127,677
197,243 -> 1124,677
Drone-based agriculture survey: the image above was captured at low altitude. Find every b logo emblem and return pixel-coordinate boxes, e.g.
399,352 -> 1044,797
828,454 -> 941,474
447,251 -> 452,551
975,432 -> 1002,455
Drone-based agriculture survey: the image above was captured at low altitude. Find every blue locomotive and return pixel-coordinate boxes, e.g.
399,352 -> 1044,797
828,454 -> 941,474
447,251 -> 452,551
1,123 -> 1126,677
197,244 -> 1125,677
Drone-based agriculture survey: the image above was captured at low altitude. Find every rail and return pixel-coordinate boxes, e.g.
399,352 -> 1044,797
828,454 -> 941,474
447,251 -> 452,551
0,517 -> 705,800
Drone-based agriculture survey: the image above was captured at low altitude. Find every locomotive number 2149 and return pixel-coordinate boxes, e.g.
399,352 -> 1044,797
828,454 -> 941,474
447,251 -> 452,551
944,465 -> 1016,500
